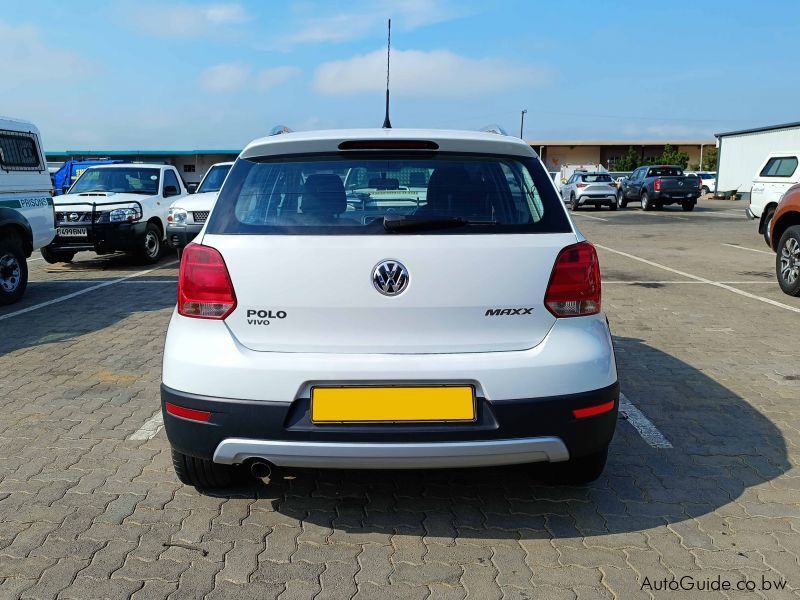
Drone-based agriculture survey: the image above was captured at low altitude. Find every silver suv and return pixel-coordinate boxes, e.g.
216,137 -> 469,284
561,172 -> 618,211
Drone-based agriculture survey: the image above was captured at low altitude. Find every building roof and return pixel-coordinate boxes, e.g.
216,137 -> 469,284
715,121 -> 800,138
45,149 -> 240,157
526,140 -> 714,146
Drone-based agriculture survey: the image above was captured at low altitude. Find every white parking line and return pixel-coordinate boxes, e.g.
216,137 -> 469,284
596,244 -> 800,314
572,213 -> 608,222
604,280 -> 774,284
128,410 -> 164,441
721,243 -> 772,255
0,261 -> 178,322
619,393 -> 672,448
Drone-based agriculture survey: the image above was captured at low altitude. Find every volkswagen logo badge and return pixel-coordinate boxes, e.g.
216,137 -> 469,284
68,212 -> 80,222
372,260 -> 409,296
678,181 -> 684,187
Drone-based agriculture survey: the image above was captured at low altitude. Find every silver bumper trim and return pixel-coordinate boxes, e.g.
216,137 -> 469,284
213,437 -> 570,469
745,207 -> 756,219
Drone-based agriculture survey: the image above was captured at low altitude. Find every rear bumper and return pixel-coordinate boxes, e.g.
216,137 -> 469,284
167,223 -> 203,249
46,221 -> 147,253
162,381 -> 619,468
576,193 -> 617,205
652,191 -> 699,204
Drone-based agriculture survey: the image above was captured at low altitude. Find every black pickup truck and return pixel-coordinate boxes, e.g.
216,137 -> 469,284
619,165 -> 700,211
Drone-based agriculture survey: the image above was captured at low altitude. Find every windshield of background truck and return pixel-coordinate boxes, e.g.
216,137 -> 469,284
207,153 -> 571,235
197,164 -> 232,193
70,168 -> 160,195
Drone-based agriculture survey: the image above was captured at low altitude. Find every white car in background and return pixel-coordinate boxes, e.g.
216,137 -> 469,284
685,171 -> 716,196
160,128 -> 619,489
746,152 -> 800,246
167,161 -> 233,253
0,116 -> 55,304
43,164 -> 187,264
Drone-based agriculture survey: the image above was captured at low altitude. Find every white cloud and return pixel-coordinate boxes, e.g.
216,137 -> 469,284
313,48 -> 550,98
283,0 -> 463,45
256,66 -> 301,90
131,3 -> 249,37
200,63 -> 300,93
0,20 -> 91,82
200,63 -> 250,92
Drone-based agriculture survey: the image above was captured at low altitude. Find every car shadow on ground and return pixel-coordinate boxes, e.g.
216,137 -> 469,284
0,254 -> 177,358
201,335 -> 789,539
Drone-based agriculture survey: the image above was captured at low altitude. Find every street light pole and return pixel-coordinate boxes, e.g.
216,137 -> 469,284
519,109 -> 527,139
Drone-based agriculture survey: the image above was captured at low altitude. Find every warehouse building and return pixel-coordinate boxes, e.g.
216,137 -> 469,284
529,140 -> 714,171
45,138 -> 716,185
715,121 -> 800,198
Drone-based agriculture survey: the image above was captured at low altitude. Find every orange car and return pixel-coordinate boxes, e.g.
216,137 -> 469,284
770,183 -> 800,296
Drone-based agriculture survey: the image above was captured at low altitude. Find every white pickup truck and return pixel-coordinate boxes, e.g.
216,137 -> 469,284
0,116 -> 55,305
747,152 -> 799,246
43,163 -> 187,263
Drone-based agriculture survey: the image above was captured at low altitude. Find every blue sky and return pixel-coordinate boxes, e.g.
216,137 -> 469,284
2,0 -> 798,150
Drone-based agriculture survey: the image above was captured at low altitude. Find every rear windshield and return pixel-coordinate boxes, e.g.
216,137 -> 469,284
206,153 -> 571,235
70,167 -> 160,195
581,174 -> 612,183
197,164 -> 232,193
647,167 -> 683,177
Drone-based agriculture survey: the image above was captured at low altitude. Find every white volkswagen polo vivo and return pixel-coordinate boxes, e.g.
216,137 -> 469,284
161,128 -> 618,488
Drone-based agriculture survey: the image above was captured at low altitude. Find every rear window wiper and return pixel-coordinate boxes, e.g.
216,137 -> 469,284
382,216 -> 497,233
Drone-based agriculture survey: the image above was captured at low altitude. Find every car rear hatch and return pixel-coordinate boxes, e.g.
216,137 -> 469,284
204,232 -> 575,353
657,176 -> 699,197
579,176 -> 615,197
190,141 -> 580,354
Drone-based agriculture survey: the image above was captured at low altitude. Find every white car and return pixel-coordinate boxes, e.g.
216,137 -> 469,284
167,161 -> 233,252
161,128 -> 618,488
561,172 -> 618,211
685,171 -> 716,196
43,163 -> 187,264
746,152 -> 799,246
0,116 -> 55,304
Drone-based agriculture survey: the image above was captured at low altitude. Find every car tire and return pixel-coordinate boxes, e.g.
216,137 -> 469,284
762,206 -> 776,248
619,194 -> 628,208
609,201 -> 618,211
776,225 -> 800,297
40,246 -> 76,264
0,235 -> 28,306
681,201 -> 695,212
171,448 -> 241,489
570,194 -> 579,211
701,185 -> 710,195
135,222 -> 163,264
543,446 -> 609,485
641,192 -> 653,211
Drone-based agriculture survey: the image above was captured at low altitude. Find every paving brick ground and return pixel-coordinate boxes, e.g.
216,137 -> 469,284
0,199 -> 798,599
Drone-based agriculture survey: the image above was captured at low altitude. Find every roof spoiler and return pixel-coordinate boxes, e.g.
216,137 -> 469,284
269,125 -> 293,136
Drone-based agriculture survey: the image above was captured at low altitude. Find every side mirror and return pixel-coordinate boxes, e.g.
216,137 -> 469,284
187,183 -> 198,194
164,185 -> 179,197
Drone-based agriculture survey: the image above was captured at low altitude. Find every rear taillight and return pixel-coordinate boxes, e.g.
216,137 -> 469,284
178,244 -> 237,319
576,182 -> 588,188
654,178 -> 662,192
545,242 -> 601,317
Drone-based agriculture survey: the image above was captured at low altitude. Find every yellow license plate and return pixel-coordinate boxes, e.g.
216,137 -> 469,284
311,386 -> 476,423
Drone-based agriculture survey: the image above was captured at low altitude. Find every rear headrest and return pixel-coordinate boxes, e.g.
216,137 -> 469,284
302,174 -> 346,216
426,167 -> 472,211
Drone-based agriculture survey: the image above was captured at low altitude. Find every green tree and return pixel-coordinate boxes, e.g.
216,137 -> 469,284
701,147 -> 718,171
615,147 -> 641,171
658,144 -> 690,169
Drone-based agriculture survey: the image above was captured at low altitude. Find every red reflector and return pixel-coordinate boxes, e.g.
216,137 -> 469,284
544,242 -> 601,317
573,401 -> 615,419
576,182 -> 588,188
165,402 -> 211,422
654,178 -> 662,192
178,244 -> 237,320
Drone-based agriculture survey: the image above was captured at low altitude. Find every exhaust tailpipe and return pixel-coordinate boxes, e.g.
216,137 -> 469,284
249,459 -> 272,482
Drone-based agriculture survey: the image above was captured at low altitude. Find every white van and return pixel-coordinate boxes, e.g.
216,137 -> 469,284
747,152 -> 799,245
0,117 -> 55,305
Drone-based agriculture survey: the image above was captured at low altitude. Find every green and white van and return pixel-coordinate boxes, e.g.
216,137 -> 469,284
0,116 -> 55,305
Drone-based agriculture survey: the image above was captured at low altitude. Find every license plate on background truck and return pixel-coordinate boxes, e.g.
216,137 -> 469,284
57,227 -> 87,237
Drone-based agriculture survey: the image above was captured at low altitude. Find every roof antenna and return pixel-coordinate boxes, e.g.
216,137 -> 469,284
382,18 -> 392,128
